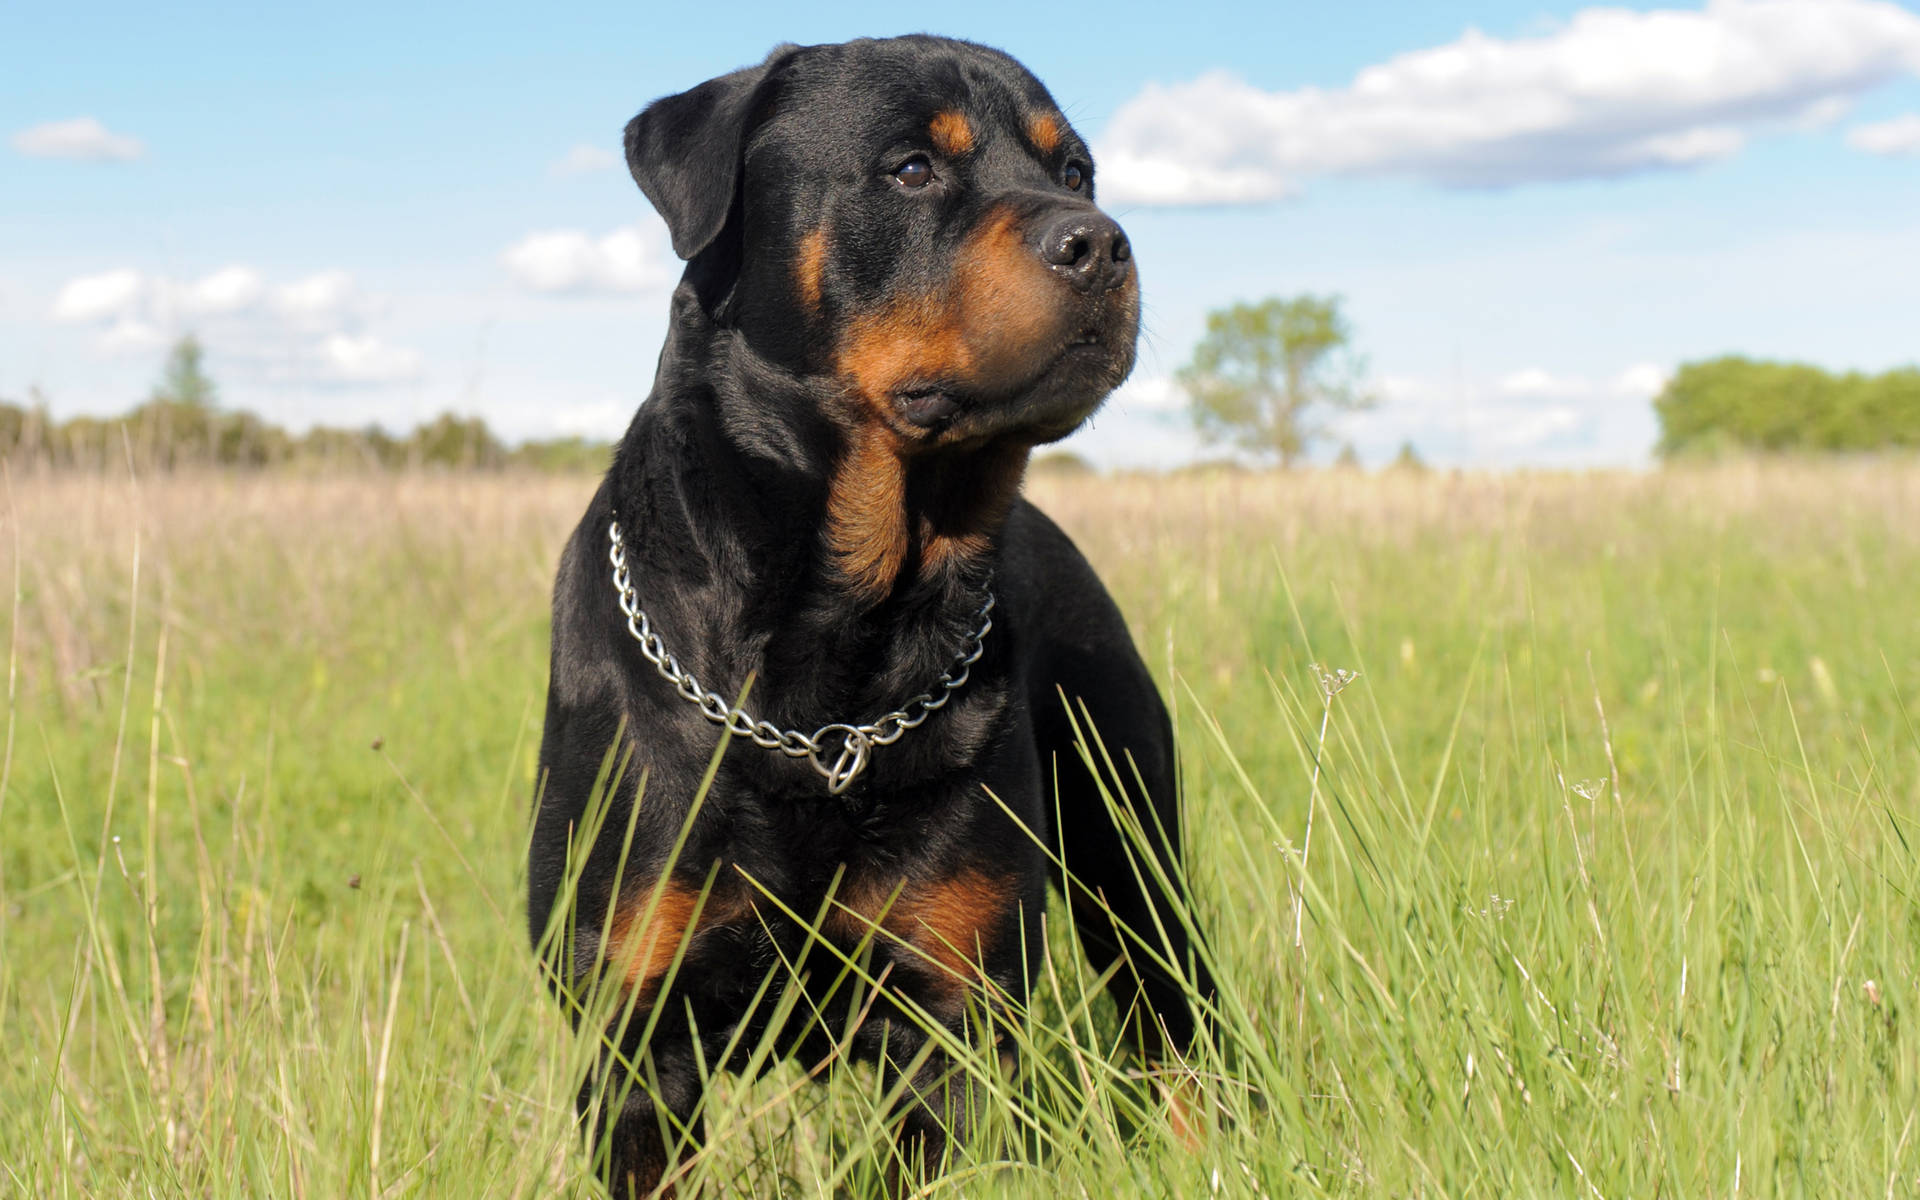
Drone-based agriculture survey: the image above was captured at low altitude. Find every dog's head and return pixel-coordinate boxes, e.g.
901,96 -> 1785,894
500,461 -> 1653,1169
625,36 -> 1138,453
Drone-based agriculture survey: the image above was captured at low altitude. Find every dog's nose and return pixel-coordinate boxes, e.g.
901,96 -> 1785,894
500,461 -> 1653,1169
1037,211 -> 1132,293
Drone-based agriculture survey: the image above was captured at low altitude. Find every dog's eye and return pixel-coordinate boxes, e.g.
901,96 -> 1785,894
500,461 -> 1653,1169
1063,164 -> 1085,191
894,156 -> 933,189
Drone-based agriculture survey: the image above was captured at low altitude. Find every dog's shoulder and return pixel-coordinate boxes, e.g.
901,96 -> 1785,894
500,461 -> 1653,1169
999,498 -> 1134,653
547,484 -> 624,710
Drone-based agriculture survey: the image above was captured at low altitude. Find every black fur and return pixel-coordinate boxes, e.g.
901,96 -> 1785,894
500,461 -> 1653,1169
529,35 -> 1213,1197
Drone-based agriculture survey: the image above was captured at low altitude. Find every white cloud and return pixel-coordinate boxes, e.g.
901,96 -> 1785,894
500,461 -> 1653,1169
1059,363 -> 1668,468
11,116 -> 145,161
1847,112 -> 1920,155
1331,362 -> 1670,466
1053,372 -> 1201,467
318,334 -> 422,384
1488,404 -> 1583,450
47,264 -> 420,388
99,319 -> 170,354
1109,373 -> 1186,413
271,271 -> 363,333
501,221 -> 674,293
184,266 -> 263,315
52,265 -> 278,327
51,269 -> 146,322
1499,365 -> 1669,400
1099,0 -> 1920,205
1613,362 -> 1673,396
1499,367 -> 1592,398
552,400 -> 627,435
1793,94 -> 1855,129
553,143 -> 620,175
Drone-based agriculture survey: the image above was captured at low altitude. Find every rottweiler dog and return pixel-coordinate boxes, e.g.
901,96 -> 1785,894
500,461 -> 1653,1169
528,34 -> 1213,1197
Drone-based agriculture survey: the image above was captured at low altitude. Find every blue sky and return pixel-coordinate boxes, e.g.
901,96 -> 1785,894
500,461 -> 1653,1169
7,0 -> 1919,467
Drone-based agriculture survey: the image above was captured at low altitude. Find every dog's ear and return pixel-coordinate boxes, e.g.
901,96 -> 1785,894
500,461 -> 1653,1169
625,48 -> 794,261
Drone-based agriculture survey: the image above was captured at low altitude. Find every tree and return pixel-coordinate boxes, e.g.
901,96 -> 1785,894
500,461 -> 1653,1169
152,335 -> 219,408
1178,295 -> 1371,466
407,413 -> 506,468
1655,356 -> 1920,457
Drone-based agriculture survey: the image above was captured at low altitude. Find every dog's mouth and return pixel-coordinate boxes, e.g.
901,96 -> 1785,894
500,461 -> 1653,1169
895,387 -> 963,429
890,328 -> 1123,435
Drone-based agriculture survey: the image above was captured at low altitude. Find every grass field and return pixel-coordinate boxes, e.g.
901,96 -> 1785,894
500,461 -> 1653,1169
2,463 -> 1916,1197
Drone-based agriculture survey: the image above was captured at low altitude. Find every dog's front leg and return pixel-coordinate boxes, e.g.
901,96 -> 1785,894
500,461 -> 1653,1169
583,1030 -> 707,1200
873,981 -> 1026,1197
883,1033 -> 985,1196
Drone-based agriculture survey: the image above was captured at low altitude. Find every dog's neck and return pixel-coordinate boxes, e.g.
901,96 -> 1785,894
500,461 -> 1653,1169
603,291 -> 1022,730
620,288 -> 1028,608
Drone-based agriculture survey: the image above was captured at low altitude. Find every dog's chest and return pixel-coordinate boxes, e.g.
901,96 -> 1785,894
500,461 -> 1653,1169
640,802 -> 1028,1022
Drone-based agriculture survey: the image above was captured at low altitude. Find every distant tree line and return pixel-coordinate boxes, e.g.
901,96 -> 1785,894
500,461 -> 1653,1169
1657,357 -> 1920,457
0,399 -> 611,472
0,337 -> 611,472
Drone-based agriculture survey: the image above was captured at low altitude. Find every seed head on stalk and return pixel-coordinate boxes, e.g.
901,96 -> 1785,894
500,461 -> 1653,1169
1296,663 -> 1360,949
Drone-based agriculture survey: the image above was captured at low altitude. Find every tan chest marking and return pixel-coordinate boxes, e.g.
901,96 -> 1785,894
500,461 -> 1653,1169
825,868 -> 1015,1002
605,876 -> 735,1003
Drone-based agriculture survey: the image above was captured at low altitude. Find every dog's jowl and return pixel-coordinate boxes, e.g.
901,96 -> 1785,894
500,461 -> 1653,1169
527,35 -> 1214,1197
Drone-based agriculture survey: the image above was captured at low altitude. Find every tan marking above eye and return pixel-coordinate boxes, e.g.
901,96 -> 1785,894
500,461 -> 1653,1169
1026,112 -> 1062,155
929,110 -> 975,157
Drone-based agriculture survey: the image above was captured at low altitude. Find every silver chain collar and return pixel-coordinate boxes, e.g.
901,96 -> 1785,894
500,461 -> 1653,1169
607,519 -> 995,796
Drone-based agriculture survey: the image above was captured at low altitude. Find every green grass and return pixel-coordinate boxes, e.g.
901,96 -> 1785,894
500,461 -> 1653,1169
2,463 -> 1916,1196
